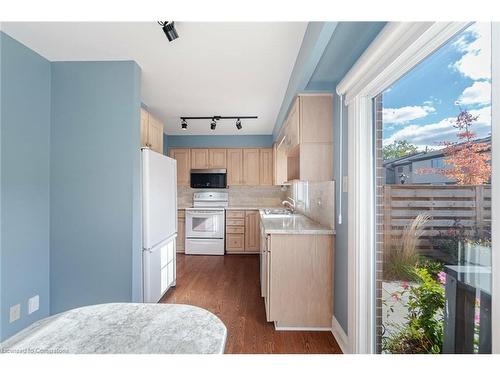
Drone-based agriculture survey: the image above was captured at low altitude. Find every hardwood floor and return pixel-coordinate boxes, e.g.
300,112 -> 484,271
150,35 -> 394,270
161,254 -> 342,354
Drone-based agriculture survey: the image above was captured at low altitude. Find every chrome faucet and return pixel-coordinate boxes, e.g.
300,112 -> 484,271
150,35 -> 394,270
282,197 -> 296,213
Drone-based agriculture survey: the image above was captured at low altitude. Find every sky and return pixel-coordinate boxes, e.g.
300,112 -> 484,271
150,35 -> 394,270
382,23 -> 492,150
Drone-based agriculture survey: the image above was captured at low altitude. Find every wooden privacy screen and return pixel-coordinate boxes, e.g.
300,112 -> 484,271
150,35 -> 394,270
383,185 -> 491,257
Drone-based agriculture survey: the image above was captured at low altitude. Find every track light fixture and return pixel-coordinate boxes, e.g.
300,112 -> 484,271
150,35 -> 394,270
158,21 -> 179,42
179,115 -> 257,130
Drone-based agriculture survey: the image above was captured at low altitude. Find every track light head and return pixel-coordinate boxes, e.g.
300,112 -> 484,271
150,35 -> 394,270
210,119 -> 217,130
181,119 -> 187,130
236,118 -> 242,130
159,21 -> 179,42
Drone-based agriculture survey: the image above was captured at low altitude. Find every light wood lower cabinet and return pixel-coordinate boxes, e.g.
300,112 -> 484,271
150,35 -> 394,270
177,209 -> 185,253
225,210 -> 260,253
244,211 -> 260,252
263,232 -> 334,329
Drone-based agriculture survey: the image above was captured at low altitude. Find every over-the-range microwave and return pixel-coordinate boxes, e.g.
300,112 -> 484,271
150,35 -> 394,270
190,169 -> 227,189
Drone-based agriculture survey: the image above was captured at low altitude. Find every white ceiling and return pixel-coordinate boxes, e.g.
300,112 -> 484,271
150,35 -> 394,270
1,22 -> 306,135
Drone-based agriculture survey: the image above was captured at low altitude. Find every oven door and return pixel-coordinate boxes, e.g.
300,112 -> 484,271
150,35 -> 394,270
185,210 -> 225,239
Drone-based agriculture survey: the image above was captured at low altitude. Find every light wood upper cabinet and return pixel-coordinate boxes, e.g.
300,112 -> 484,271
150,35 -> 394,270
208,149 -> 227,168
243,148 -> 260,185
169,147 -> 273,186
244,210 -> 260,252
274,94 -> 334,183
169,148 -> 191,186
287,98 -> 300,149
140,109 -> 164,154
227,149 -> 243,186
259,148 -> 273,185
300,94 -> 333,143
191,149 -> 209,169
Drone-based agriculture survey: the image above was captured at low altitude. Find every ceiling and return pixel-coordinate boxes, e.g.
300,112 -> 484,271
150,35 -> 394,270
1,22 -> 307,135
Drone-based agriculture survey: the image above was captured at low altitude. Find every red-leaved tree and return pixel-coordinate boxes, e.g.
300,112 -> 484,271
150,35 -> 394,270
417,110 -> 491,185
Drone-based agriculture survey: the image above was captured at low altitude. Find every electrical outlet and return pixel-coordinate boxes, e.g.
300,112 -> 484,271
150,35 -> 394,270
9,304 -> 20,323
28,295 -> 39,314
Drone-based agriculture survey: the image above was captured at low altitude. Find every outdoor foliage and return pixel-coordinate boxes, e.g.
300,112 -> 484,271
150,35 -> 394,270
383,268 -> 446,354
384,214 -> 429,281
383,140 -> 419,160
430,219 -> 492,264
417,110 -> 491,185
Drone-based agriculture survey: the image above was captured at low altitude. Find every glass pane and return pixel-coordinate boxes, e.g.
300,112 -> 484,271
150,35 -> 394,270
374,23 -> 492,354
192,217 -> 214,232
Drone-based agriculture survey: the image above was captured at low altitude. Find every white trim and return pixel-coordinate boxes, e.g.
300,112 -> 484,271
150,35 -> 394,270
337,22 -> 469,104
331,315 -> 349,354
492,21 -> 500,354
273,322 -> 331,331
347,96 -> 375,354
339,22 -> 472,354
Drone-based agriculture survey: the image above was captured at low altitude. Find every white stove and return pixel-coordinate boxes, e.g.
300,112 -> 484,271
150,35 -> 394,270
185,192 -> 228,255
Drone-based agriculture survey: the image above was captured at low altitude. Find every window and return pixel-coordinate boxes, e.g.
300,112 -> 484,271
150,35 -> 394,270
375,23 -> 492,354
431,158 -> 445,168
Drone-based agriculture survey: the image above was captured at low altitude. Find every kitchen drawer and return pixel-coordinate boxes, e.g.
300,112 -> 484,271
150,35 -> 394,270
226,226 -> 244,234
226,210 -> 245,218
226,234 -> 244,252
226,218 -> 245,226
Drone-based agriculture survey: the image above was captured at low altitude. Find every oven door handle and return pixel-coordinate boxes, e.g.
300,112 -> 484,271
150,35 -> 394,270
186,211 -> 224,215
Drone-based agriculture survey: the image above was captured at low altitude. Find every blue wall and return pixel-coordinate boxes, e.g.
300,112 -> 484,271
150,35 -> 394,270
167,135 -> 273,150
50,61 -> 142,314
0,32 -> 51,340
272,22 -> 338,139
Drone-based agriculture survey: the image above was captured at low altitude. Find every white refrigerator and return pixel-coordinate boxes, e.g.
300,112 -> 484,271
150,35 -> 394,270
141,148 -> 177,303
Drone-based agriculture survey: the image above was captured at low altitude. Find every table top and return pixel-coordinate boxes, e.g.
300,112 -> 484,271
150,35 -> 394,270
1,303 -> 227,354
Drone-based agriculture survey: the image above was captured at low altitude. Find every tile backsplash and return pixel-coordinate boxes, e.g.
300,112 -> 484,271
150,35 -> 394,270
287,180 -> 335,229
178,186 -> 287,208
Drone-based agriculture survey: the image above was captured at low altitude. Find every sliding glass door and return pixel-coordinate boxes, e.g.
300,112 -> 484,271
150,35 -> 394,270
374,23 -> 493,354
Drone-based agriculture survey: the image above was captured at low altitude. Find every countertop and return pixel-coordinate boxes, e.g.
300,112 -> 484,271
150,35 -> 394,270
259,210 -> 335,235
0,303 -> 227,354
178,205 -> 282,211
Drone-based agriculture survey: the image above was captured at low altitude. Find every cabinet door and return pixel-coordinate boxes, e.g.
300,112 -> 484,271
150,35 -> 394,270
148,115 -> 164,154
299,95 -> 333,143
169,149 -> 191,186
209,149 -> 226,168
245,210 -> 260,252
259,148 -> 273,185
243,148 -> 260,185
226,234 -> 245,253
287,98 -> 300,148
191,149 -> 209,169
226,149 -> 243,186
140,109 -> 150,147
177,212 -> 185,253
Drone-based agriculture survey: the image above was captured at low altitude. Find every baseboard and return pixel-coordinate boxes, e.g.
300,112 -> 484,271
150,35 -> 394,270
331,315 -> 349,354
274,322 -> 332,331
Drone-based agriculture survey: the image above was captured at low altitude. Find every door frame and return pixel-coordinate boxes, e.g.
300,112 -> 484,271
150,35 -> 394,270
491,22 -> 499,354
337,22 -> 474,353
